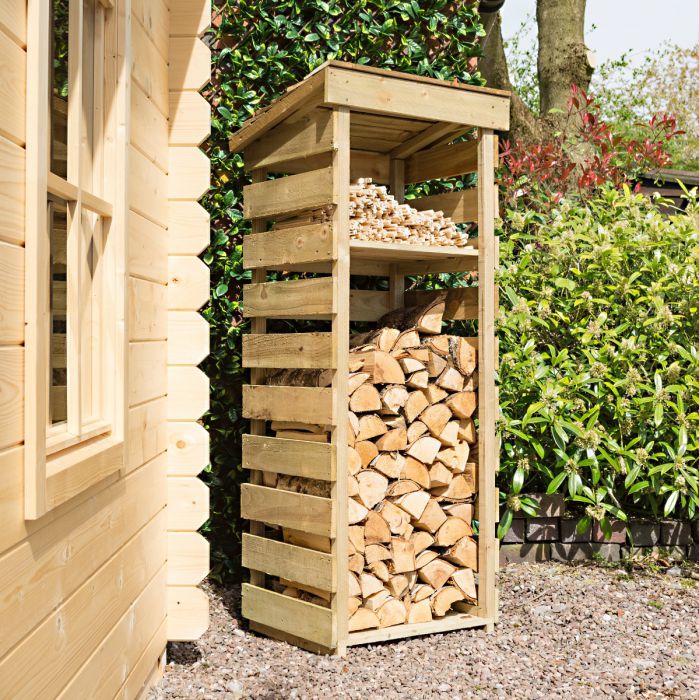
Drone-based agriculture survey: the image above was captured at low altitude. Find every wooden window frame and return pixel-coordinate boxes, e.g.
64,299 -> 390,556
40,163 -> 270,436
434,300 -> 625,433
25,0 -> 128,519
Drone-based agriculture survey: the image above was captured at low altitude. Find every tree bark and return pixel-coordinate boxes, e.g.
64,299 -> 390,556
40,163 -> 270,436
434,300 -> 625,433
537,0 -> 593,114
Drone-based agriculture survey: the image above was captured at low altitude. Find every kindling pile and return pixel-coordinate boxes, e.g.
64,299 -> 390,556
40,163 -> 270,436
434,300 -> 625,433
262,295 -> 480,631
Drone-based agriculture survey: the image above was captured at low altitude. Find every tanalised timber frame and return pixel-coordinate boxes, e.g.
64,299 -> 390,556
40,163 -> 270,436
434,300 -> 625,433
232,61 -> 508,654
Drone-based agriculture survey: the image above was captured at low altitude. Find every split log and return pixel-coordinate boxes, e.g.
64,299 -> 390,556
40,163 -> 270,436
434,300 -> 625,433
443,536 -> 478,570
380,385 -> 410,414
351,350 -> 405,384
399,456 -> 430,489
375,427 -> 408,451
365,543 -> 391,564
407,436 -> 441,465
356,414 -> 388,441
371,452 -> 404,479
411,499 -> 447,533
348,372 -> 371,395
409,530 -> 434,554
349,384 -> 382,413
448,336 -> 477,375
266,368 -> 333,387
357,471 -> 389,509
431,586 -> 463,617
377,599 -> 407,628
420,403 -> 453,437
434,517 -> 473,547
390,538 -> 416,574
349,498 -> 370,525
451,568 -> 477,601
404,390 -> 430,423
354,441 -> 378,469
418,558 -> 456,590
349,607 -> 380,632
407,598 -> 433,623
377,294 -> 446,334
445,391 -> 477,419
393,490 -> 430,520
406,420 -> 428,444
378,500 -> 412,536
364,511 -> 392,544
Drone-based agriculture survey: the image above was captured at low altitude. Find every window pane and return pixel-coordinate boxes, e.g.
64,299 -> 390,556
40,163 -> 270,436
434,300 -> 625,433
48,197 -> 68,426
50,0 -> 69,177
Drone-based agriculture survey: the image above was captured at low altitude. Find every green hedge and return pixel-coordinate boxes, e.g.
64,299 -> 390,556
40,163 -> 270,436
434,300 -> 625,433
202,1 -> 485,582
497,186 -> 699,538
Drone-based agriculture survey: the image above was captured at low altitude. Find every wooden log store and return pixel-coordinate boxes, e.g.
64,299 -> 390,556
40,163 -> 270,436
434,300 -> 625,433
230,61 -> 510,654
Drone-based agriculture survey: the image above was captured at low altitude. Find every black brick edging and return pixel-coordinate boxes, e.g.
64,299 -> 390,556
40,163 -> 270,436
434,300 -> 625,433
498,494 -> 698,566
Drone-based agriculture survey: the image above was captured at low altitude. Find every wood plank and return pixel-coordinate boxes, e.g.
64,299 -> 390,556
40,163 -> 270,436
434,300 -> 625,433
0,511 -> 167,699
404,287 -> 480,321
243,385 -> 334,425
325,65 -> 510,130
242,332 -> 334,369
241,484 -> 334,538
243,167 -> 335,219
167,476 -> 209,531
0,241 -> 23,343
168,532 -> 210,585
410,189 -> 478,224
242,583 -> 333,649
244,223 -> 333,269
0,453 -> 166,659
243,277 -> 335,318
167,366 -> 209,420
132,0 -> 169,60
242,434 -> 334,481
0,133 -> 24,245
351,149 -> 390,184
167,586 -> 209,641
243,534 -> 335,592
168,201 -> 210,255
131,83 -> 169,172
347,612 -> 490,646
168,311 -> 209,365
131,18 -> 168,115
405,140 -> 478,184
129,210 -> 168,283
129,144 -> 169,228
389,121 -> 460,159
0,346 -> 22,449
115,619 -> 167,699
127,397 -> 168,471
349,289 -> 391,322
0,27 -> 25,145
169,37 -> 211,91
128,277 -> 168,341
229,71 -> 326,153
168,256 -> 210,310
350,239 -> 477,262
244,109 -> 334,171
45,440 -> 124,511
129,341 -> 168,406
168,421 -> 209,476
0,0 -> 26,47
169,0 -> 210,37
55,566 -> 167,700
169,91 -> 211,146
169,146 -> 210,200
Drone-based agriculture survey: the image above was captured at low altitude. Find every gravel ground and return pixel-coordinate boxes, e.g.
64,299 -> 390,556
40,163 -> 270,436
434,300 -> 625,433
150,562 -> 699,699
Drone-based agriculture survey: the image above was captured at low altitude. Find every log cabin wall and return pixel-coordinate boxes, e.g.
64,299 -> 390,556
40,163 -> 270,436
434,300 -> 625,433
0,1 -> 210,696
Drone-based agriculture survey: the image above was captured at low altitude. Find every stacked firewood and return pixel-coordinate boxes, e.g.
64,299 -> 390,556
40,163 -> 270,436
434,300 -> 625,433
262,296 -> 479,630
349,178 -> 472,248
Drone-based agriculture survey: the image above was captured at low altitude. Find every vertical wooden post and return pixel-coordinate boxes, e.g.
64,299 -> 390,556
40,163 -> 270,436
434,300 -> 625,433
330,107 -> 350,654
476,128 -> 498,631
248,168 -> 268,590
388,159 -> 405,309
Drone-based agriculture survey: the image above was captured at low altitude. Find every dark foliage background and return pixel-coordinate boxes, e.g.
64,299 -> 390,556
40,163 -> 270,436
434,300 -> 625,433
200,0 -> 486,582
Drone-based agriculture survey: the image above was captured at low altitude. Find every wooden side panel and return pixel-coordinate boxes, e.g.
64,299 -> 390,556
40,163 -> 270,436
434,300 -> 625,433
167,6 -> 211,642
129,144 -> 169,227
404,287 -> 481,321
0,346 -> 22,450
0,241 -> 24,343
242,332 -> 334,369
243,385 -> 334,425
129,341 -> 168,407
405,140 -> 478,184
0,0 -> 26,47
0,28 -> 25,146
0,134 -> 25,246
410,189 -> 478,224
129,210 -> 169,284
242,434 -> 335,481
243,277 -> 335,318
131,18 -> 168,115
243,223 -> 333,269
131,83 -> 169,172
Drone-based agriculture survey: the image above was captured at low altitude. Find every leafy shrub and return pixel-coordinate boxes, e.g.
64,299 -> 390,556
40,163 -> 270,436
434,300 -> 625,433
497,185 -> 699,539
203,1 -> 485,582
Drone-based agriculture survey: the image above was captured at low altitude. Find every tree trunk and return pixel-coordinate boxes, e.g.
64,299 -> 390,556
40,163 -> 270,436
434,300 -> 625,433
478,0 -> 594,141
537,0 -> 593,115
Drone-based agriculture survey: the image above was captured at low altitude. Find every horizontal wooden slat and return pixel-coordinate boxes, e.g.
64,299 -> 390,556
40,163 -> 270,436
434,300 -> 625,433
0,346 -> 22,449
131,18 -> 168,115
242,583 -> 333,649
243,277 -> 334,318
405,287 -> 480,321
244,109 -> 334,171
242,434 -> 334,481
129,210 -> 168,283
405,140 -> 478,184
168,421 -> 209,476
410,189 -> 478,224
243,385 -> 334,424
129,341 -> 168,406
0,1 -> 26,47
132,0 -> 169,60
0,241 -> 23,343
241,484 -> 334,538
351,149 -> 390,184
325,65 -> 510,130
168,256 -> 210,310
167,586 -> 209,642
244,223 -> 333,269
169,37 -> 211,91
243,167 -> 335,219
389,121 -> 460,159
127,397 -> 167,471
167,531 -> 210,585
243,534 -> 335,592
168,311 -> 209,365
349,289 -> 391,322
0,134 -> 24,245
128,277 -> 167,341
129,145 -> 168,228
168,201 -> 210,255
0,28 -> 25,145
242,332 -> 334,369
169,91 -> 211,146
130,82 -> 168,172
167,476 -> 209,531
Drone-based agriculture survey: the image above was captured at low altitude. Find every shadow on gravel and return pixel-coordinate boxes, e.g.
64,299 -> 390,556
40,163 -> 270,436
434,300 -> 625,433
166,641 -> 202,666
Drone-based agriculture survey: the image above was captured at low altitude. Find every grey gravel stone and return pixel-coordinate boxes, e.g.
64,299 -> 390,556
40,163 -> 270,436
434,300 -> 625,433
149,564 -> 699,700
526,517 -> 559,542
622,545 -> 687,562
667,566 -> 682,577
